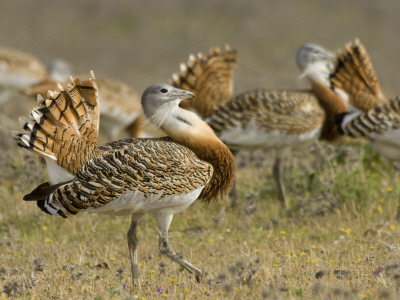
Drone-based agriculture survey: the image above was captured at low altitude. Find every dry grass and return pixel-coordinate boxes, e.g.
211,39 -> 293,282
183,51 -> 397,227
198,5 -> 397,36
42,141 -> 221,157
1,123 -> 400,299
1,2 -> 400,298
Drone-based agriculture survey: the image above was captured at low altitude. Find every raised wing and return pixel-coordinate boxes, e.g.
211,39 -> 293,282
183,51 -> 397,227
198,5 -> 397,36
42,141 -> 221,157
172,44 -> 237,118
12,72 -> 100,175
330,39 -> 387,111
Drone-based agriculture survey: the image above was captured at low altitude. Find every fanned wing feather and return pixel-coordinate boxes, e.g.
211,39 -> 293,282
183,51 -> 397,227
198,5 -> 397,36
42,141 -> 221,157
172,44 -> 237,118
330,39 -> 387,111
12,72 -> 101,175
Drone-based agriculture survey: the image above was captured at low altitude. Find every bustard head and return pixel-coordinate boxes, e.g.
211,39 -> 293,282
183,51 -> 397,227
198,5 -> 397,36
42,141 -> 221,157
296,44 -> 334,84
142,84 -> 195,128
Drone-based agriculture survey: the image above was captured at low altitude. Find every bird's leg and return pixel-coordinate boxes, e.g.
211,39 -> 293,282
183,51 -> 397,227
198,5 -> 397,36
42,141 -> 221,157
273,155 -> 288,209
229,179 -> 238,208
127,216 -> 142,289
155,213 -> 203,282
229,150 -> 239,208
396,195 -> 400,222
159,231 -> 203,282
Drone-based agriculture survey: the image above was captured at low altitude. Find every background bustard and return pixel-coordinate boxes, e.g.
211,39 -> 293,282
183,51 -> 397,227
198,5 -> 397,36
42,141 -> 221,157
12,72 -> 235,287
0,47 -> 48,89
173,40 -> 385,208
0,47 -> 48,105
173,44 -> 348,208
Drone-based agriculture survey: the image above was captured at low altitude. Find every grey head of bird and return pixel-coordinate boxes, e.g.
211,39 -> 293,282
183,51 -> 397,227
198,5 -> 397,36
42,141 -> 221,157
296,43 -> 335,84
141,84 -> 195,129
296,43 -> 334,72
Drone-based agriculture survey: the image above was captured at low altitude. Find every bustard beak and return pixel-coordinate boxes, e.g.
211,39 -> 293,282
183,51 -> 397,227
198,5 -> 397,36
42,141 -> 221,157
323,50 -> 335,60
173,88 -> 195,101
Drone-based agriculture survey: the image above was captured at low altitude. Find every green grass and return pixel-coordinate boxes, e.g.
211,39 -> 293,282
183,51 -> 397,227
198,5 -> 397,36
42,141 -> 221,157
1,140 -> 400,299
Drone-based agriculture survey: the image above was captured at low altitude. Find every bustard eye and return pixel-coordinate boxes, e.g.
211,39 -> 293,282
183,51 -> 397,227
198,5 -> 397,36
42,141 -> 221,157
160,88 -> 168,93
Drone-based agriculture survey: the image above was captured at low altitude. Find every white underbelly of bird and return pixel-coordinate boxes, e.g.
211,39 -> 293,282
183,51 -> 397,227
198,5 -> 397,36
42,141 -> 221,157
86,186 -> 204,216
218,119 -> 322,151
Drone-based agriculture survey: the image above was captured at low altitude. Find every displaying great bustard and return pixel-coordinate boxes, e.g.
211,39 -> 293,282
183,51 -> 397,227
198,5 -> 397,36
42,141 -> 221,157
173,44 -> 348,208
173,40 -> 385,208
12,72 -> 235,287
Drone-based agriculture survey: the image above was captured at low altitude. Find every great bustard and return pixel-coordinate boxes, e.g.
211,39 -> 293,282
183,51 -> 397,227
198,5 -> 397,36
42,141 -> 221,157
0,47 -> 48,88
25,71 -> 144,140
0,47 -> 48,105
173,40 -> 386,208
173,44 -> 348,208
12,72 -> 236,287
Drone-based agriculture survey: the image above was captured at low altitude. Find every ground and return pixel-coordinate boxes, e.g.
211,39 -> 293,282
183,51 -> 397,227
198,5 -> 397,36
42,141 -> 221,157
1,93 -> 400,299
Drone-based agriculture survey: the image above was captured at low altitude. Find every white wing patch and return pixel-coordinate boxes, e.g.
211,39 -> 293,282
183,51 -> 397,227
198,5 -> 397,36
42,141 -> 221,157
333,87 -> 350,104
44,157 -> 75,185
340,111 -> 360,132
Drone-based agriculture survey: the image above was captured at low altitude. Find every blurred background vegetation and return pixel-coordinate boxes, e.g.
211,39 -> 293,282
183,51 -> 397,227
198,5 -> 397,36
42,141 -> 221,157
1,0 -> 399,96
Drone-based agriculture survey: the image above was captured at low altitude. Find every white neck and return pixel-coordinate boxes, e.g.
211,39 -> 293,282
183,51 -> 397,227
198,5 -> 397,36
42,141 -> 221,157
300,61 -> 331,86
145,100 -> 211,137
161,106 -> 214,138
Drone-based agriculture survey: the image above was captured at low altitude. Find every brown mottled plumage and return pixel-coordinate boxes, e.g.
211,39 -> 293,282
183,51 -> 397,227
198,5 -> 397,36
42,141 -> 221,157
50,137 -> 213,217
330,39 -> 387,112
12,73 -> 235,286
172,44 -> 237,118
208,89 -> 325,142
